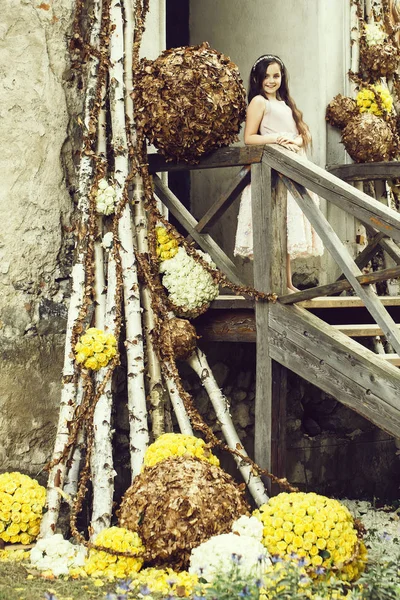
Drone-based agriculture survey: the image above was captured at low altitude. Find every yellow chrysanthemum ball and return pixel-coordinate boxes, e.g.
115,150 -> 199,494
84,526 -> 144,580
0,472 -> 46,545
143,433 -> 220,469
131,567 -> 198,597
253,492 -> 365,581
156,226 -> 179,261
74,327 -> 117,371
356,85 -> 393,116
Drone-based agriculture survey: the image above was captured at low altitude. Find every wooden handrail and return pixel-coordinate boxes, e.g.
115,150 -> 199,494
327,161 -> 400,181
147,145 -> 264,173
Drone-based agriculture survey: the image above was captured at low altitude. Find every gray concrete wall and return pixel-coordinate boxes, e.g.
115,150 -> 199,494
189,0 -> 351,285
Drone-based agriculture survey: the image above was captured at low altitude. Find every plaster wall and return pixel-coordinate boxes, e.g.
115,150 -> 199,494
189,0 -> 353,285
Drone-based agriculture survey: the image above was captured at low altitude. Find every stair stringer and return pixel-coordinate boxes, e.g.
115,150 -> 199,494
268,301 -> 400,438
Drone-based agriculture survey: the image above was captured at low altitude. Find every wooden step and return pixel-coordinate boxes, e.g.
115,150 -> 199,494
332,324 -> 400,337
382,354 -> 400,366
210,294 -> 400,310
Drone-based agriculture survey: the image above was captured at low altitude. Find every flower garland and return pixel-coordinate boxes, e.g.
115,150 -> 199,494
356,84 -> 393,116
95,179 -> 117,215
0,472 -> 46,544
84,527 -> 144,579
159,246 -> 219,312
74,327 -> 117,371
142,433 -> 220,468
253,492 -> 365,580
30,534 -> 87,577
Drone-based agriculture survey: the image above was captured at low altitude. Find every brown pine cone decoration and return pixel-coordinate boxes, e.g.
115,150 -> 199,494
342,113 -> 395,162
132,42 -> 246,163
326,94 -> 357,130
118,456 -> 249,569
160,317 -> 198,360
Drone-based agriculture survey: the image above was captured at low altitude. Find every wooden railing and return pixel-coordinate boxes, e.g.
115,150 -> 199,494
148,146 -> 400,488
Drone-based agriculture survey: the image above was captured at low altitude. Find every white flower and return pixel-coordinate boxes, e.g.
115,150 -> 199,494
340,499 -> 400,562
96,179 -> 117,215
364,22 -> 386,46
159,246 -> 219,310
30,534 -> 87,577
232,515 -> 264,541
101,232 -> 114,249
189,532 -> 270,583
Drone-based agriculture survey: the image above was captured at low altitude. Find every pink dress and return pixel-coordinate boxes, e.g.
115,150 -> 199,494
234,97 -> 324,260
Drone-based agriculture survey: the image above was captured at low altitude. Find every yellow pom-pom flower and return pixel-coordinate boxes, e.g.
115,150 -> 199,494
156,226 -> 179,261
0,472 -> 46,545
74,328 -> 117,371
84,526 -> 144,579
356,85 -> 393,116
130,567 -> 198,597
253,492 -> 365,581
143,433 -> 220,468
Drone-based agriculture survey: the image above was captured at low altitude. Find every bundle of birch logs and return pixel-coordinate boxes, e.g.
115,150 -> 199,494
39,0 -> 284,544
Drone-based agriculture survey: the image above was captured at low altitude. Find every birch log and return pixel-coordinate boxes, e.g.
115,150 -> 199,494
90,249 -> 118,537
110,0 -> 148,477
123,0 -> 166,438
164,368 -> 193,435
40,0 -> 104,533
187,348 -> 269,506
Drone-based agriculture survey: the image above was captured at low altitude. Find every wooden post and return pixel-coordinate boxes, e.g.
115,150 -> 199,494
252,158 -> 287,494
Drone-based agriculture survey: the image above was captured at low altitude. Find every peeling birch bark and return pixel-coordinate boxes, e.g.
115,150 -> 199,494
187,348 -> 269,506
164,370 -> 193,435
110,0 -> 148,477
40,0 -> 104,538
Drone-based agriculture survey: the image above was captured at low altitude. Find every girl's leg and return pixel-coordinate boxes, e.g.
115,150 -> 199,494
286,253 -> 299,293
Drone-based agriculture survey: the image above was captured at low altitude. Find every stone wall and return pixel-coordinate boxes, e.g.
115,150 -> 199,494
0,0 -> 76,475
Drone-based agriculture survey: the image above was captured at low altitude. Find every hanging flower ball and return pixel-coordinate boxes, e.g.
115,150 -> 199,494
156,226 -> 179,261
326,94 -> 357,130
253,492 -> 365,581
160,317 -> 198,360
95,179 -> 117,215
356,85 -> 393,116
118,456 -> 249,568
84,526 -> 144,580
360,40 -> 400,78
159,246 -> 219,317
133,42 -> 246,163
143,433 -> 219,468
342,113 -> 395,163
0,472 -> 46,545
74,327 -> 117,371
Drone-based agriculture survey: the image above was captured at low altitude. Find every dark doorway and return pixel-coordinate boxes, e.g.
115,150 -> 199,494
165,0 -> 191,218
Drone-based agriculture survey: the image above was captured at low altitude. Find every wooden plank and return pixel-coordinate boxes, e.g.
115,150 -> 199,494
194,166 -> 251,233
210,295 -> 254,309
363,223 -> 400,265
268,302 -> 400,437
382,354 -> 400,366
262,146 -> 400,242
271,360 -> 287,496
280,264 -> 400,305
152,175 -> 245,286
147,145 -> 264,173
327,161 -> 400,181
282,176 -> 400,356
252,163 -> 287,492
336,230 -> 386,281
299,295 -> 400,308
333,323 -> 400,337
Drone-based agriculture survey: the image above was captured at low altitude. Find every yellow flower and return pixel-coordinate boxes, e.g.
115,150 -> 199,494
84,357 -> 99,371
143,433 -> 219,469
85,527 -> 144,580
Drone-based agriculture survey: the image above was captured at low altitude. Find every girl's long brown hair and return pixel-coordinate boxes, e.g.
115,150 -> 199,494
249,54 -> 311,148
